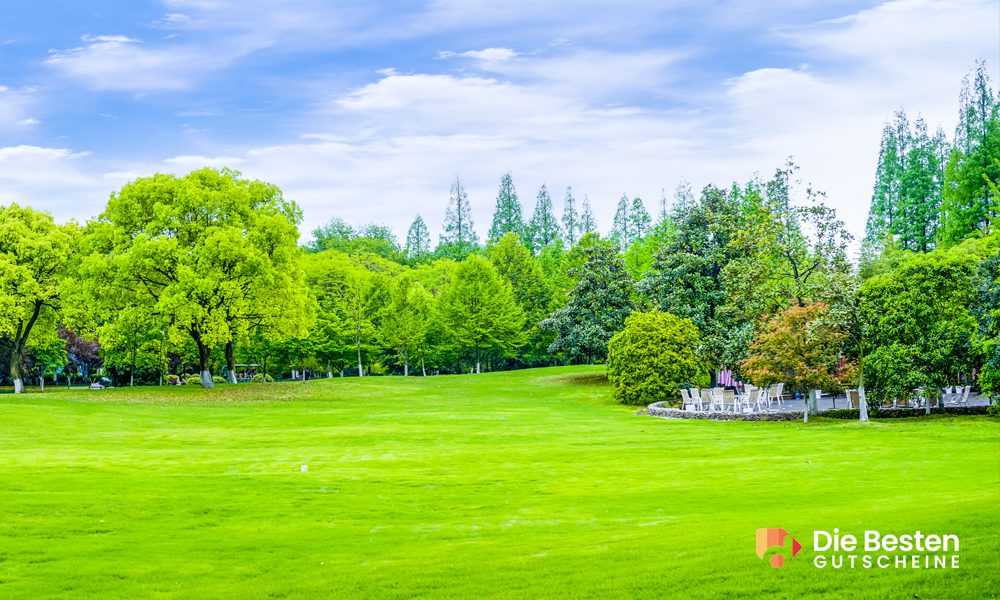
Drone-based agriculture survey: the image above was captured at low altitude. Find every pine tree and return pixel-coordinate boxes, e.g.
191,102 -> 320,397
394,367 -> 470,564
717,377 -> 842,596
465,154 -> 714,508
440,176 -> 479,256
528,184 -> 561,251
405,215 -> 432,262
611,194 -> 630,250
629,196 -> 651,240
488,171 -> 525,244
656,188 -> 669,226
561,186 -> 580,246
939,60 -> 1000,245
864,111 -> 910,251
580,195 -> 597,235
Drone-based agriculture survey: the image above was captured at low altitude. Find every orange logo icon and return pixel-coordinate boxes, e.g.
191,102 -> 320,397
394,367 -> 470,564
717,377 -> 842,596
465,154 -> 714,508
756,528 -> 802,568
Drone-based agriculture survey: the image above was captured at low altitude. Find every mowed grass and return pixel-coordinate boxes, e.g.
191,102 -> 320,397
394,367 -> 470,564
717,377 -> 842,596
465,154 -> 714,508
0,366 -> 997,599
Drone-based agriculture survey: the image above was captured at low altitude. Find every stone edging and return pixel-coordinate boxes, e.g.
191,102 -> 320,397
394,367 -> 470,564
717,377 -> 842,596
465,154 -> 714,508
645,401 -> 992,422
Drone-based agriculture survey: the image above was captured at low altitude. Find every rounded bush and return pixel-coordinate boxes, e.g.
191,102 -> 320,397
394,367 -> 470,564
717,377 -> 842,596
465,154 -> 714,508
212,376 -> 226,384
606,311 -> 705,406
250,373 -> 275,383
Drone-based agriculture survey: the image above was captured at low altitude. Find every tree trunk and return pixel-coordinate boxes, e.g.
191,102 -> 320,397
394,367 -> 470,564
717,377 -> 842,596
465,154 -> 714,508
858,355 -> 869,422
403,346 -> 409,377
194,335 -> 214,389
357,338 -> 364,377
807,389 -> 820,416
475,346 -> 481,374
421,358 -> 426,377
39,375 -> 45,392
129,372 -> 134,387
225,341 -> 237,384
858,385 -> 869,422
10,355 -> 23,394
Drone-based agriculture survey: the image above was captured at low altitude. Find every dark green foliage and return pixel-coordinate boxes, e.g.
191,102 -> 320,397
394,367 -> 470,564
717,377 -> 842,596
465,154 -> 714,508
606,311 -> 704,406
859,247 -> 980,405
937,61 -> 999,245
542,240 -> 634,362
639,184 -> 744,370
561,186 -> 581,246
488,172 -> 525,244
528,184 -> 561,252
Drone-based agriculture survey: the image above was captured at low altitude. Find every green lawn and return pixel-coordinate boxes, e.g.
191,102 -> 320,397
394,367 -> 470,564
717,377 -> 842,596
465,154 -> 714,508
0,366 -> 997,599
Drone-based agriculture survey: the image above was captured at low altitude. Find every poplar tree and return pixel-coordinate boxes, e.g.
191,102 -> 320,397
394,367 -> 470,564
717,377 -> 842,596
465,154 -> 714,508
488,172 -> 525,244
561,186 -> 580,246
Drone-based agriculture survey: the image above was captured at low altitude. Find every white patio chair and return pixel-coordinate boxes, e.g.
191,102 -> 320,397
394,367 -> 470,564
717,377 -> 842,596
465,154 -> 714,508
948,385 -> 970,406
703,388 -> 723,411
699,389 -> 714,411
682,388 -> 704,411
738,387 -> 763,413
773,382 -> 785,406
846,389 -> 859,408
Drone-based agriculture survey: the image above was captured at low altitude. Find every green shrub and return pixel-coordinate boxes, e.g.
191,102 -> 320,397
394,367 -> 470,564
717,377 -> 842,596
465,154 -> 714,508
367,362 -> 389,376
250,373 -> 275,383
212,376 -> 226,384
606,311 -> 705,406
988,399 -> 1000,418
166,374 -> 180,385
185,374 -> 201,385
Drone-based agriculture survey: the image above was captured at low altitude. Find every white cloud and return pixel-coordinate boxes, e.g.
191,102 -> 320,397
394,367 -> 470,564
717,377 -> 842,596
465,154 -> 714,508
45,35 -> 246,92
0,146 -> 108,222
0,86 -> 38,130
438,47 -> 519,62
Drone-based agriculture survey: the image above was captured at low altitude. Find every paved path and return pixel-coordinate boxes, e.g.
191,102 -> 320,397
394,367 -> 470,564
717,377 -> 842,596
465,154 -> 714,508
748,392 -> 990,413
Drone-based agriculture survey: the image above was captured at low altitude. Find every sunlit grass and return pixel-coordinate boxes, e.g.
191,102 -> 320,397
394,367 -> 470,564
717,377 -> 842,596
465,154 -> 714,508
0,366 -> 997,598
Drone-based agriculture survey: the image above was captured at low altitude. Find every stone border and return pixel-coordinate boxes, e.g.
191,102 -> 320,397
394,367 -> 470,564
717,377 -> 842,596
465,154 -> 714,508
645,401 -> 992,422
646,402 -> 803,421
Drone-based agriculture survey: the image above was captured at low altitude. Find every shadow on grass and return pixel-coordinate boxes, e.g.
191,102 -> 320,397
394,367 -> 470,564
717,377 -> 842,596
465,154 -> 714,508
556,372 -> 609,387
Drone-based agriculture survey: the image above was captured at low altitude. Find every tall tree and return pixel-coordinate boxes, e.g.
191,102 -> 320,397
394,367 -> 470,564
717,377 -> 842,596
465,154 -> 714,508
380,275 -> 433,376
488,172 -> 525,244
864,111 -> 910,252
542,240 -> 635,363
440,176 -> 479,258
84,168 -> 308,388
580,195 -> 597,235
439,255 -> 524,373
629,196 -> 651,240
405,215 -> 432,263
528,184 -> 561,251
639,184 -> 747,373
305,250 -> 394,377
561,186 -> 580,246
939,61 -> 1000,246
0,204 -> 77,393
610,194 -> 630,250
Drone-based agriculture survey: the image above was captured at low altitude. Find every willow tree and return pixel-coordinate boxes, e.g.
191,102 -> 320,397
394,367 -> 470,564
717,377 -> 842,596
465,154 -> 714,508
0,204 -> 77,393
84,168 -> 310,388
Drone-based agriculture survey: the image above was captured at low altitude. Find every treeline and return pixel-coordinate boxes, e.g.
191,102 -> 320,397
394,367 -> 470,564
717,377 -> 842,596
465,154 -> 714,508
0,63 -> 996,407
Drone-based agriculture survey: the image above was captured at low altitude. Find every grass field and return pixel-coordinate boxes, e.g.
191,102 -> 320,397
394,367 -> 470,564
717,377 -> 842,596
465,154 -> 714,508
0,366 -> 997,599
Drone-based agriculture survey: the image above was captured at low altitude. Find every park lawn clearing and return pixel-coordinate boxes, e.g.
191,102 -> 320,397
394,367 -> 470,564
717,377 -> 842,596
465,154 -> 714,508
0,365 -> 997,599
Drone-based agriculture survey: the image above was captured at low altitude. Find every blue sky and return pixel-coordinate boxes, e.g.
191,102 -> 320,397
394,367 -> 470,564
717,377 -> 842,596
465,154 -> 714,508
0,0 -> 997,248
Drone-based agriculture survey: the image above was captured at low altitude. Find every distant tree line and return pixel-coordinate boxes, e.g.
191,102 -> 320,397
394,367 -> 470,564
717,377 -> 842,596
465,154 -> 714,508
0,62 -> 996,410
